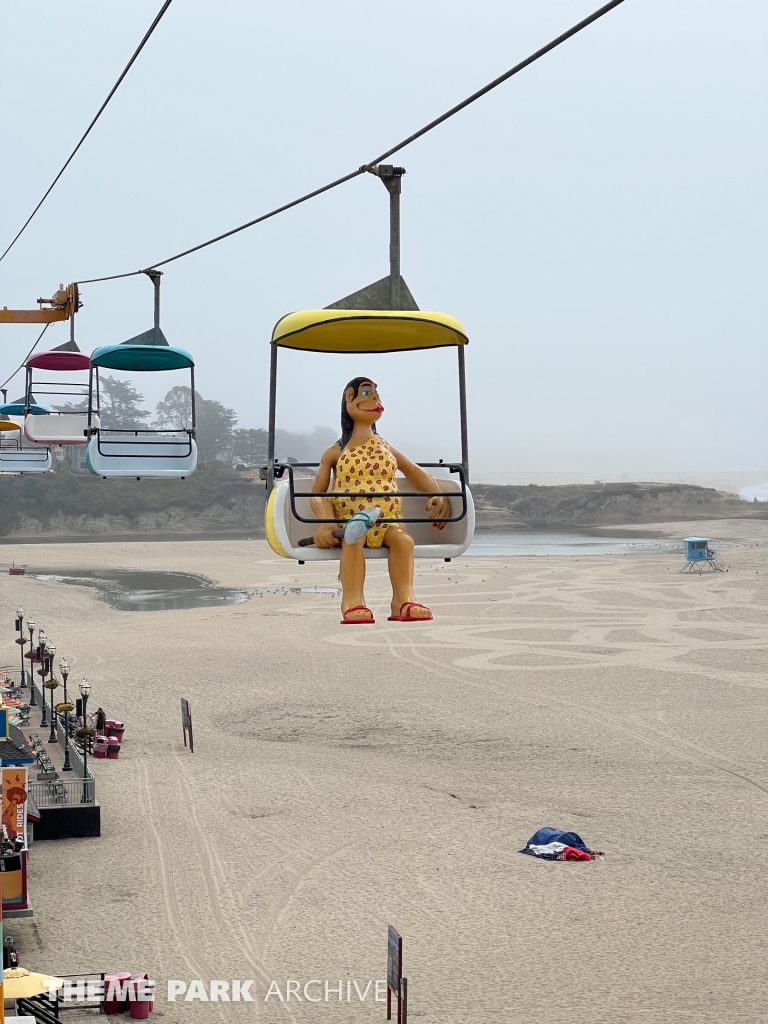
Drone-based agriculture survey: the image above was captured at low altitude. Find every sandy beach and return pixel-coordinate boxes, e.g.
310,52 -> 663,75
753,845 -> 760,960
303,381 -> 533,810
2,519 -> 767,1023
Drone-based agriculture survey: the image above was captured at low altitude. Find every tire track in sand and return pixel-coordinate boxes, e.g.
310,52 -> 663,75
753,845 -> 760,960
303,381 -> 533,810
140,763 -> 231,1021
174,758 -> 353,999
173,755 -> 294,1022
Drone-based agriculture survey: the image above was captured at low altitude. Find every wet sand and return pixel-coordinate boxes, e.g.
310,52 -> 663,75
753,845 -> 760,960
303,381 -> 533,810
2,520 -> 768,1023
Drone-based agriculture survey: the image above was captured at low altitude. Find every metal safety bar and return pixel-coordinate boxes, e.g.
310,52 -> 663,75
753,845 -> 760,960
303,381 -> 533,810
25,381 -> 88,391
93,429 -> 194,458
277,461 -> 468,524
0,445 -> 50,459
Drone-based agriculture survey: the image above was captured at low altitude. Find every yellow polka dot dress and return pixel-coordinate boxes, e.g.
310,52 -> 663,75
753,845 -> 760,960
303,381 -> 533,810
332,436 -> 403,548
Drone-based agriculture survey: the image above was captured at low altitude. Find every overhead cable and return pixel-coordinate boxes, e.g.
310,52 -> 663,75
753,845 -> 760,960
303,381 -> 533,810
0,0 -> 176,265
0,323 -> 50,392
74,0 -> 627,284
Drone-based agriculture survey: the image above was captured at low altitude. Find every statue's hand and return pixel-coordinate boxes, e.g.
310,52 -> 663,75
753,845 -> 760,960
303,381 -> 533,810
314,524 -> 342,548
426,495 -> 451,530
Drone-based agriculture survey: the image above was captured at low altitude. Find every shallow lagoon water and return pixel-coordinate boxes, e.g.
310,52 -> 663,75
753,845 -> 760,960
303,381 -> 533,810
21,532 -> 676,611
28,569 -> 343,611
740,483 -> 768,503
465,530 -> 678,557
30,568 -> 249,611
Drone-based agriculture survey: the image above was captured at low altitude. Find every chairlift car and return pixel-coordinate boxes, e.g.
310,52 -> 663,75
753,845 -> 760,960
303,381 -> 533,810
264,165 -> 474,563
85,271 -> 198,479
0,413 -> 51,474
86,343 -> 197,478
23,344 -> 97,446
265,310 -> 475,562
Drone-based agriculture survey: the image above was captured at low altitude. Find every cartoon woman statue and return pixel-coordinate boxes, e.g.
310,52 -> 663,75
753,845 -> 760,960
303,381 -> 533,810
311,377 -> 451,624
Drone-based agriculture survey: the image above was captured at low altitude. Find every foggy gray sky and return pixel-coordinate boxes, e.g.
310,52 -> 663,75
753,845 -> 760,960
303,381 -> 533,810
1,0 -> 766,479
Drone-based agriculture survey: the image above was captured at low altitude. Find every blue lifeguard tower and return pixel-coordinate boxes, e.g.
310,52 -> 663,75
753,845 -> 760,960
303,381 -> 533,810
681,537 -> 723,573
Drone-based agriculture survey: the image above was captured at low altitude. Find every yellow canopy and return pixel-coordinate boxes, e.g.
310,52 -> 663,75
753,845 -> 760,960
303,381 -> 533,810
271,309 -> 468,354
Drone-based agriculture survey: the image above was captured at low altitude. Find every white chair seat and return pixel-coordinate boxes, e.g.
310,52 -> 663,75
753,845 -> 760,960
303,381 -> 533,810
266,470 -> 474,560
24,413 -> 98,446
86,432 -> 197,478
0,448 -> 52,473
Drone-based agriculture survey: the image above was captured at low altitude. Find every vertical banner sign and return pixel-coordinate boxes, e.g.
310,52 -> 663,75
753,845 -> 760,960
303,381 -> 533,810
0,709 -> 8,742
1,768 -> 28,852
181,699 -> 194,753
387,926 -> 402,1023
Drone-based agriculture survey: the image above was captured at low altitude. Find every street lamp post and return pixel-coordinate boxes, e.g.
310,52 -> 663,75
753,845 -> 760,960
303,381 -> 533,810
37,632 -> 47,728
26,621 -> 36,707
46,644 -> 58,744
60,660 -> 72,772
79,679 -> 91,804
15,607 -> 27,689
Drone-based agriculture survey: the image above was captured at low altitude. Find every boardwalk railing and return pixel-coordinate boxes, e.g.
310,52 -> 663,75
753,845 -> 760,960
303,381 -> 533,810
17,972 -> 107,1019
55,713 -> 89,778
26,675 -> 97,806
29,775 -> 95,807
3,667 -> 29,688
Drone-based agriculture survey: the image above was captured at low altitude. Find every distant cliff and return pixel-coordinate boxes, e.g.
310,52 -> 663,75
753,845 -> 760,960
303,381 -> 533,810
470,481 -> 767,529
0,468 -> 764,540
0,462 -> 264,538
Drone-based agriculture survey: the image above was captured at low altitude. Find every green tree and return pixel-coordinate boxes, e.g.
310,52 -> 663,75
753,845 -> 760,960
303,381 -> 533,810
54,375 -> 149,428
155,386 -> 237,462
155,386 -> 194,430
230,428 -> 268,466
197,397 -> 237,462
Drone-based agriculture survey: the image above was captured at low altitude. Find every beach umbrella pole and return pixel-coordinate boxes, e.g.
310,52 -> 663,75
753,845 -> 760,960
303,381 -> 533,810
1,869 -> 5,1024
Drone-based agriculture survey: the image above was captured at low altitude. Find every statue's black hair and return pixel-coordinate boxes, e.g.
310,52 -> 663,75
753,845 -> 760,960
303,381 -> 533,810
338,377 -> 378,451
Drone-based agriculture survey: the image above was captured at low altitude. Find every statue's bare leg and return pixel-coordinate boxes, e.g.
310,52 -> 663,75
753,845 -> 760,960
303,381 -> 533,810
384,526 -> 431,618
339,537 -> 370,620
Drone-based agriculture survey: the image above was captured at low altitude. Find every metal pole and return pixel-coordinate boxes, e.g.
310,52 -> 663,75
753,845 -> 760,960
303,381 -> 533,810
266,344 -> 278,491
27,625 -> 36,707
81,692 -> 89,803
457,346 -> 469,484
153,273 -> 161,330
17,614 -> 26,689
61,669 -> 72,772
87,366 -> 93,432
388,175 -> 401,310
0,868 -> 4,1024
39,644 -> 47,728
47,656 -> 57,743
189,367 -> 196,431
145,269 -> 163,343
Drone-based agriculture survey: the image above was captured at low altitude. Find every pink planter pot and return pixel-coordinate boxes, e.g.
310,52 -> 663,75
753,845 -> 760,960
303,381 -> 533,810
103,972 -> 131,1014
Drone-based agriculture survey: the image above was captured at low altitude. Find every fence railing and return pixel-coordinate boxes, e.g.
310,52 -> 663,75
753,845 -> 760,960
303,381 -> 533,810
55,714 -> 89,778
3,667 -> 30,689
26,675 -> 96,806
29,776 -> 95,807
31,674 -> 44,710
18,972 -> 112,1019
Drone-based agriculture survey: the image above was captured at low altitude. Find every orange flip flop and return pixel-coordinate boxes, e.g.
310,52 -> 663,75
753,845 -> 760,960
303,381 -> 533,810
388,602 -> 433,622
341,605 -> 375,625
